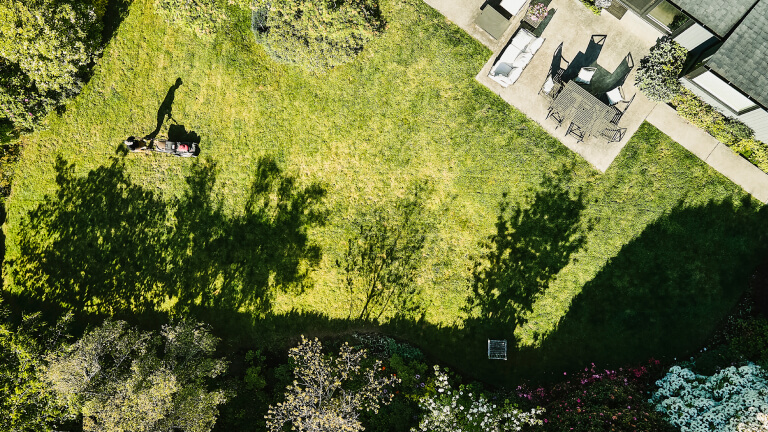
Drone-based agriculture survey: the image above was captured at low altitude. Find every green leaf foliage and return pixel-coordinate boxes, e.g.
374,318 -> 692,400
45,320 -> 228,432
153,0 -> 229,39
634,36 -> 688,102
0,0 -> 102,132
252,0 -> 386,71
0,320 -> 69,431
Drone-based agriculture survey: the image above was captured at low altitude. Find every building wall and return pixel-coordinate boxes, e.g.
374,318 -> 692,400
673,22 -> 715,51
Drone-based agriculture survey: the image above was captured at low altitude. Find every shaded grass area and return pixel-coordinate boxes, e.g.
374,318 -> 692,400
2,0 -> 766,392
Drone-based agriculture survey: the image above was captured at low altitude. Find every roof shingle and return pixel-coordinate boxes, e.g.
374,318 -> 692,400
707,0 -> 768,109
671,0 -> 757,37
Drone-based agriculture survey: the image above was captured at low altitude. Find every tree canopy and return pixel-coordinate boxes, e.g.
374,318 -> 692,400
0,0 -> 102,131
45,320 -> 228,432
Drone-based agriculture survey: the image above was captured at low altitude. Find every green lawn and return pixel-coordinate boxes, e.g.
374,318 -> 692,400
4,0 -> 767,383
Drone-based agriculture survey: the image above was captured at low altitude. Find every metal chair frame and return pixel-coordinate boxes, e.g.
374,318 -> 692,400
610,93 -> 635,125
566,121 -> 586,143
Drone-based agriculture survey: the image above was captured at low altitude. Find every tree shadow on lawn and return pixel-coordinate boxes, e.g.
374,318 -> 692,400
5,195 -> 766,393
8,153 -> 326,315
466,168 -> 593,330
512,195 -> 768,380
169,157 -> 327,312
384,195 -> 768,387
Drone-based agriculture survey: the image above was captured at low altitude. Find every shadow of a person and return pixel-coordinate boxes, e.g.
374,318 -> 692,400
146,78 -> 183,139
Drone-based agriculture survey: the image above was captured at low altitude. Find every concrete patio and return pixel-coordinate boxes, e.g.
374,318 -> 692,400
423,0 -> 768,202
477,0 -> 661,171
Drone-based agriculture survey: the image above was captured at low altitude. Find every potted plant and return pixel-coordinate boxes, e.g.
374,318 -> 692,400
526,2 -> 548,21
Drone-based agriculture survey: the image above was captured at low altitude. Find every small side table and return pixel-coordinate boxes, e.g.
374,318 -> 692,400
476,6 -> 511,40
522,14 -> 543,29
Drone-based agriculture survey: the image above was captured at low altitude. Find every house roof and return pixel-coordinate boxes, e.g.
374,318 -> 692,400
671,0 -> 757,38
707,0 -> 768,108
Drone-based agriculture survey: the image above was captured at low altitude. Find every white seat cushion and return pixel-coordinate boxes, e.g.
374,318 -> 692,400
574,67 -> 596,84
507,67 -> 524,84
525,37 -> 545,55
542,76 -> 555,94
512,51 -> 533,68
606,86 -> 624,105
510,30 -> 534,51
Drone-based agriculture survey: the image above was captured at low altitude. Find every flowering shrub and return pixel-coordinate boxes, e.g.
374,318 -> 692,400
526,3 -> 548,21
517,360 -> 676,432
650,363 -> 768,432
266,336 -> 400,432
412,366 -> 543,432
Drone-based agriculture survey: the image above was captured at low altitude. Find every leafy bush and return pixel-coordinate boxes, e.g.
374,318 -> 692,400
651,363 -> 768,432
153,0 -> 228,39
413,366 -> 544,432
0,142 -> 21,203
252,0 -> 386,71
732,138 -> 768,172
353,333 -> 425,362
578,0 -> 601,15
635,36 -> 688,102
0,0 -> 103,132
670,88 -> 755,145
670,88 -> 768,173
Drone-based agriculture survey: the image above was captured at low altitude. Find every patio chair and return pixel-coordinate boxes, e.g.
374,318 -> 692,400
566,122 -> 586,143
599,127 -> 627,143
610,93 -> 635,124
546,107 -> 565,129
540,44 -> 569,99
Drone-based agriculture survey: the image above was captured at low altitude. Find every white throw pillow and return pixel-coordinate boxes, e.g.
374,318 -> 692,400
507,67 -> 524,83
574,67 -> 596,84
492,62 -> 514,77
512,51 -> 533,68
525,37 -> 545,55
606,86 -> 624,105
542,76 -> 555,94
510,31 -> 534,51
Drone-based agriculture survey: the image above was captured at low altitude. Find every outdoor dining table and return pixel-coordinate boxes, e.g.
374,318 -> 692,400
549,81 -> 615,139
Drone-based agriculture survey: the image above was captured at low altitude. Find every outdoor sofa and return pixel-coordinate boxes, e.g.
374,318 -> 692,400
488,28 -> 545,87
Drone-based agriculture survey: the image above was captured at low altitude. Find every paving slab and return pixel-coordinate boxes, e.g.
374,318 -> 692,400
705,144 -> 768,203
645,104 -> 719,161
